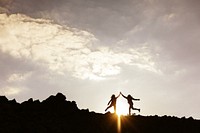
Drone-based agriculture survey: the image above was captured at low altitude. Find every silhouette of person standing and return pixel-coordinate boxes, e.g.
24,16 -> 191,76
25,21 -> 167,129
105,93 -> 120,114
120,92 -> 140,115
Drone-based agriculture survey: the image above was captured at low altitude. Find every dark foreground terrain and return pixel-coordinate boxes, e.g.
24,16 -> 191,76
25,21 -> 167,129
0,93 -> 199,133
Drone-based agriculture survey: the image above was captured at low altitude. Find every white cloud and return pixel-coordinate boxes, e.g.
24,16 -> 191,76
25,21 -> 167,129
7,72 -> 32,82
0,13 -> 158,81
0,86 -> 23,96
163,13 -> 176,22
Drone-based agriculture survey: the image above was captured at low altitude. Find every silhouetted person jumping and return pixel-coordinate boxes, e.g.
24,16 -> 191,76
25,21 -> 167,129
105,93 -> 120,114
120,92 -> 140,115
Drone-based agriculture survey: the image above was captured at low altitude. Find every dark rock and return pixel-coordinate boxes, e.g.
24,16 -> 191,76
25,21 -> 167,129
42,92 -> 66,105
0,96 -> 8,103
56,92 -> 66,101
34,99 -> 40,104
0,93 -> 199,133
9,99 -> 18,105
21,98 -> 34,105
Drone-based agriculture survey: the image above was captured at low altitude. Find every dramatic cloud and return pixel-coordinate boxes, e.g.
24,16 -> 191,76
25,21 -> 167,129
0,12 -> 158,107
0,13 -> 158,80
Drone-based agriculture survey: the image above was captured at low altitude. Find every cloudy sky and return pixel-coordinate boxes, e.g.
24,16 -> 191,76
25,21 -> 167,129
0,0 -> 200,119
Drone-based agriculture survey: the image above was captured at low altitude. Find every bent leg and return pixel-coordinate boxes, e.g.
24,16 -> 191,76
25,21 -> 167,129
132,107 -> 140,112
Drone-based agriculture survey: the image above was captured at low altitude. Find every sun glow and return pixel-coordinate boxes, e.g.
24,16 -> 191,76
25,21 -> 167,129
116,98 -> 128,116
117,115 -> 121,133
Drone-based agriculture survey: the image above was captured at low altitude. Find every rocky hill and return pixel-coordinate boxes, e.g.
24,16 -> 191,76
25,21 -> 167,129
0,93 -> 199,133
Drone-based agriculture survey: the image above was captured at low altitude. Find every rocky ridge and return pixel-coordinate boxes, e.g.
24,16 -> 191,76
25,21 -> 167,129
0,93 -> 199,133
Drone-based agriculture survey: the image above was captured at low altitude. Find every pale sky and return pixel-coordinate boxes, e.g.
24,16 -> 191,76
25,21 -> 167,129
0,0 -> 200,119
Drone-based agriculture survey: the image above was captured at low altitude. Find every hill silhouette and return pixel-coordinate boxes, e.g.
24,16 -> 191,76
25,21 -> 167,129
0,93 -> 199,133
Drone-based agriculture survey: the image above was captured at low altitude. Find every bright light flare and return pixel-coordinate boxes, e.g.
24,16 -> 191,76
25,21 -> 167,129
116,97 -> 128,116
117,115 -> 121,133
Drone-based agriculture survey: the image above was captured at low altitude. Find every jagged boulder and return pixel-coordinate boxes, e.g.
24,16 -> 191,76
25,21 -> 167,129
9,99 -> 18,105
21,98 -> 34,105
0,96 -> 8,104
42,92 -> 66,104
41,93 -> 78,113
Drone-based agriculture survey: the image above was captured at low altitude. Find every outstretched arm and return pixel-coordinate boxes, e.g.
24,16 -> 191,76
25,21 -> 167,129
116,93 -> 120,98
107,99 -> 111,105
120,92 -> 127,99
133,97 -> 140,101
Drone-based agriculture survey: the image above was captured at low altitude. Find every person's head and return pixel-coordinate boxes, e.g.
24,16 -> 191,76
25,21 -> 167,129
127,94 -> 131,98
111,94 -> 115,99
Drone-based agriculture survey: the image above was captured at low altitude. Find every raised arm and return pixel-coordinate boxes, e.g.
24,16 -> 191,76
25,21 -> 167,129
116,93 -> 120,98
120,92 -> 127,99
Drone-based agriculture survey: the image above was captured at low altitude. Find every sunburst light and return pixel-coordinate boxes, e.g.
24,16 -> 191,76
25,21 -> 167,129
116,97 -> 128,116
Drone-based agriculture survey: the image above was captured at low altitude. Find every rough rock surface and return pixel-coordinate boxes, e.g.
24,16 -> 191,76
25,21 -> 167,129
0,93 -> 199,133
